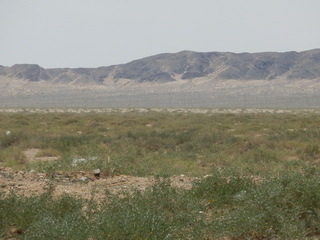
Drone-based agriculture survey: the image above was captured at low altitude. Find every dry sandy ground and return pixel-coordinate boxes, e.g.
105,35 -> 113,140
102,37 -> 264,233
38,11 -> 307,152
0,148 -> 194,201
0,167 -> 194,201
1,107 -> 319,114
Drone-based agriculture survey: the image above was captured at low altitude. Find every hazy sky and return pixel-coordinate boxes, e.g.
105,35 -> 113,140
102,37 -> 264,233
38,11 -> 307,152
1,0 -> 320,68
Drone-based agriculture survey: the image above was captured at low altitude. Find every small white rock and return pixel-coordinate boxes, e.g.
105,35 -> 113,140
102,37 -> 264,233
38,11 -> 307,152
203,175 -> 213,179
79,177 -> 88,181
72,158 -> 87,167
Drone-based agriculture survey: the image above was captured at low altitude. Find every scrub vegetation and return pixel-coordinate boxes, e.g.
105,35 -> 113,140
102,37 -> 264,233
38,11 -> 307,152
1,109 -> 320,239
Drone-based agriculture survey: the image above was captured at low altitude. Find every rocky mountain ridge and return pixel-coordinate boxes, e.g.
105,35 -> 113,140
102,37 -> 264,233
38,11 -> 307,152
1,49 -> 320,108
1,49 -> 320,86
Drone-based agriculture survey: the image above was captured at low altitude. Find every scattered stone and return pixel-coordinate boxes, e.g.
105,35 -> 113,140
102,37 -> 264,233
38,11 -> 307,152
234,190 -> 247,200
179,174 -> 185,181
72,158 -> 87,166
0,168 -> 196,199
37,173 -> 46,178
203,175 -> 213,179
72,157 -> 97,166
93,169 -> 100,177
120,176 -> 128,182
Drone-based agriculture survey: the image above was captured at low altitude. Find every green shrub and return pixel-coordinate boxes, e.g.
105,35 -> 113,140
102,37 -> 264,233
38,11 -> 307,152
94,178 -> 204,239
1,170 -> 320,239
0,146 -> 27,166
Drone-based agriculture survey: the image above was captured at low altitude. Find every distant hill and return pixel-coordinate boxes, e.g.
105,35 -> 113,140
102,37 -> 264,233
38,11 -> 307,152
0,49 -> 320,108
1,49 -> 320,85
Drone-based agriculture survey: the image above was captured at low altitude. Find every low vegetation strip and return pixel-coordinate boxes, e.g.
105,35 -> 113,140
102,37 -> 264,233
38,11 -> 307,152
1,109 -> 320,176
1,170 -> 320,239
1,109 -> 320,238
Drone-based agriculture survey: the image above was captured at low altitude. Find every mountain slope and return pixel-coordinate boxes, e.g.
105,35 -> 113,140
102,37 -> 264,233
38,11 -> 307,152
1,49 -> 320,108
1,49 -> 320,86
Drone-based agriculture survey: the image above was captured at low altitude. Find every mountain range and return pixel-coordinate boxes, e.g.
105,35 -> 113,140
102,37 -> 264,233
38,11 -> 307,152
1,49 -> 320,84
0,49 -> 320,108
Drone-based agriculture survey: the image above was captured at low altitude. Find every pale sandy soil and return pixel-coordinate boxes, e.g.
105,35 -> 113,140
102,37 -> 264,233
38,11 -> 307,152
1,107 -> 319,114
1,148 -> 194,201
0,166 -> 194,201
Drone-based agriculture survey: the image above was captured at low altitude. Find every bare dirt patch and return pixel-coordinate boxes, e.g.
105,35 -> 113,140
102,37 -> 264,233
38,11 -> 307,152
0,167 -> 195,201
23,148 -> 59,162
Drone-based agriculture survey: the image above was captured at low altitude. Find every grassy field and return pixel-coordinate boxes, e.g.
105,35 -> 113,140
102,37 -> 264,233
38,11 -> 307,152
1,109 -> 320,239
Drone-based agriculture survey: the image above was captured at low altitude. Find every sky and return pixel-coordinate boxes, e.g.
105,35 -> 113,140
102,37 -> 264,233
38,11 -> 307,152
1,0 -> 320,68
